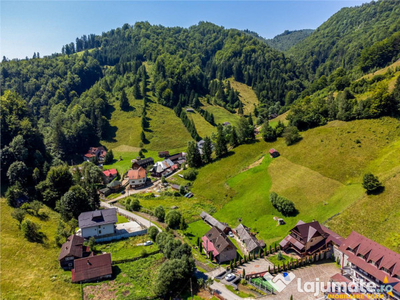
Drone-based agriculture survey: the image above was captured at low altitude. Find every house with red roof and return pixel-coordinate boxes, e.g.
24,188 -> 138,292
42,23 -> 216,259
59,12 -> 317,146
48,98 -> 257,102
71,253 -> 112,283
84,146 -> 107,162
202,227 -> 237,263
127,167 -> 147,188
279,220 -> 344,258
338,231 -> 400,299
102,169 -> 118,183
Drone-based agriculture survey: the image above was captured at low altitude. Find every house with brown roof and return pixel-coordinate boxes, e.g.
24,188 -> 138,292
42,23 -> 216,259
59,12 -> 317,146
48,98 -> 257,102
202,227 -> 237,264
58,235 -> 90,270
71,253 -> 112,283
279,220 -> 344,257
158,151 -> 169,158
339,231 -> 400,299
127,167 -> 147,188
235,224 -> 265,254
131,157 -> 154,169
84,146 -> 107,162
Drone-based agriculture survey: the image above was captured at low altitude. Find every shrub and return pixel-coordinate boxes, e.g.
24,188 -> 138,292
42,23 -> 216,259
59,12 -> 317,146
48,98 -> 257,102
362,173 -> 383,194
165,210 -> 182,229
154,205 -> 165,222
183,169 -> 198,181
148,226 -> 159,241
270,192 -> 297,216
21,219 -> 44,242
283,126 -> 302,146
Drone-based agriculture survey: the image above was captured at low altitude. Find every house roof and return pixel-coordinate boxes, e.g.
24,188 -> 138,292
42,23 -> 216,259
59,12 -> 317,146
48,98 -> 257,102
78,209 -> 117,229
136,157 -> 154,166
107,180 -> 121,188
339,231 -> 400,292
269,148 -> 278,154
158,151 -> 169,155
128,167 -> 146,180
279,234 -> 305,250
202,227 -> 236,257
71,253 -> 112,283
153,159 -> 174,173
103,169 -> 117,177
171,184 -> 180,190
168,153 -> 186,162
291,221 -> 327,243
222,122 -> 231,126
58,235 -> 85,261
235,224 -> 262,253
320,224 -> 345,246
200,211 -> 228,232
330,273 -> 351,284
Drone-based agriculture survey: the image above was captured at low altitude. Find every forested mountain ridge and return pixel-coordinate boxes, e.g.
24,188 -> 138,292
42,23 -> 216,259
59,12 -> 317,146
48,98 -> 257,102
244,29 -> 314,52
287,0 -> 400,79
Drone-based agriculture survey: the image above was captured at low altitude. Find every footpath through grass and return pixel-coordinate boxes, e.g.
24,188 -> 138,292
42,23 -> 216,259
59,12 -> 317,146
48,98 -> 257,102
0,198 -> 80,299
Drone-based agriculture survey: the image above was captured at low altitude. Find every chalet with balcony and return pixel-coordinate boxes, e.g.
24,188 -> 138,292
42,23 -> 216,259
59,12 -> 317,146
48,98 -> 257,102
279,220 -> 344,257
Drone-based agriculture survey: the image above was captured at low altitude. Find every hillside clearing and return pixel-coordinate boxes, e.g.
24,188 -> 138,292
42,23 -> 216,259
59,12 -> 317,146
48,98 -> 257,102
227,78 -> 259,115
0,198 -> 79,299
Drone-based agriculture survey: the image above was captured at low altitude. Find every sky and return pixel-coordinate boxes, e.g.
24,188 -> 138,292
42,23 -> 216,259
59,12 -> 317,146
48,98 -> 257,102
1,0 -> 366,60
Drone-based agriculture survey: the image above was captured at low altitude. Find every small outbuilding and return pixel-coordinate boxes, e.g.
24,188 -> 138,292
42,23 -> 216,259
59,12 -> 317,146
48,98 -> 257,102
269,148 -> 280,158
71,253 -> 112,283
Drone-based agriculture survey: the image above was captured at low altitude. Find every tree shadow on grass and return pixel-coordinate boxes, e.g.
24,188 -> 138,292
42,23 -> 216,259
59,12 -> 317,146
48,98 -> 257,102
366,186 -> 385,195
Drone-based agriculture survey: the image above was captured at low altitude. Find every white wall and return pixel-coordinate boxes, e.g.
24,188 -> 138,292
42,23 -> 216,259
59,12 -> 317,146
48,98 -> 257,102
81,223 -> 115,238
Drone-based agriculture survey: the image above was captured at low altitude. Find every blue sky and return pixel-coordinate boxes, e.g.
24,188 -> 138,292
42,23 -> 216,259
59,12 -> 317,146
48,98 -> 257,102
1,0 -> 365,59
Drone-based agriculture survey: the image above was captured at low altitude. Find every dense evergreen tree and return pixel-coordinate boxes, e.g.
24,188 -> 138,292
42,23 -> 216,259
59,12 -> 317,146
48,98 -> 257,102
202,136 -> 213,164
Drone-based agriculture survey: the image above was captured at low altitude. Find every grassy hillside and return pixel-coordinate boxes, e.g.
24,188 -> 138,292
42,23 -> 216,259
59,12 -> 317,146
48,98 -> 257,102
227,78 -> 259,115
186,117 -> 400,251
0,198 -> 80,299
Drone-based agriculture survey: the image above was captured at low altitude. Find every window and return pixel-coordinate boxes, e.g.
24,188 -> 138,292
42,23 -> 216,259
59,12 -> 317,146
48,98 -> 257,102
99,230 -> 102,234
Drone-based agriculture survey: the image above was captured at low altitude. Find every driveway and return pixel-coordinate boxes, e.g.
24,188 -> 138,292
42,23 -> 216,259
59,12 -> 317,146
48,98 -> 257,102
100,202 -> 161,232
258,262 -> 340,300
210,281 -> 251,300
234,258 -> 274,276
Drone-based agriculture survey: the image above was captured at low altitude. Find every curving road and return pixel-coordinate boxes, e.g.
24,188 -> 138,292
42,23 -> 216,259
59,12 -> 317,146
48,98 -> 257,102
100,201 -> 162,232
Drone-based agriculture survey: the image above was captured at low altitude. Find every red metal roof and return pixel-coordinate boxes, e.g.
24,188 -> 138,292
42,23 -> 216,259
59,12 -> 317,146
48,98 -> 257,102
71,253 -> 112,283
103,169 -> 117,177
339,231 -> 400,292
269,148 -> 278,154
330,273 -> 351,283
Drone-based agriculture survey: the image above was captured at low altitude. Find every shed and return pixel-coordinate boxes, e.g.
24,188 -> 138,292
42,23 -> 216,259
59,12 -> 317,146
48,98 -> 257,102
269,148 -> 280,158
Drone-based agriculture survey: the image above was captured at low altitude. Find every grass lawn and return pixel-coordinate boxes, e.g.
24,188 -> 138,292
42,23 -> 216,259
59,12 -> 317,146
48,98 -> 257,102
187,109 -> 216,138
267,253 -> 294,267
225,285 -> 254,298
116,214 -> 130,224
227,78 -> 259,116
185,220 -> 212,247
84,253 -> 164,300
96,235 -> 159,261
0,198 -> 80,299
202,104 -> 241,127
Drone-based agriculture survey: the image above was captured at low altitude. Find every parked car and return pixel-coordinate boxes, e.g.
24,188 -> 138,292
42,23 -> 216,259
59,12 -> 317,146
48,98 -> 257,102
186,192 -> 193,198
120,190 -> 126,194
178,174 -> 184,178
184,192 -> 191,198
225,274 -> 236,281
228,231 -> 234,238
144,241 -> 153,246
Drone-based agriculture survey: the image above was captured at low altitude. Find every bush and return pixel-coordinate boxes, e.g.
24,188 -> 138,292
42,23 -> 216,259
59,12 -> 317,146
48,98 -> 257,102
154,205 -> 165,222
183,169 -> 198,181
21,219 -> 44,242
270,192 -> 297,216
283,126 -> 302,146
362,173 -> 383,194
165,210 -> 182,229
148,226 -> 159,241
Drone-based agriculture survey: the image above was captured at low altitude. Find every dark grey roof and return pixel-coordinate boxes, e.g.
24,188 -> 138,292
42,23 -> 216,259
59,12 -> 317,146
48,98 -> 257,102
200,211 -> 228,232
78,209 -> 117,229
235,224 -> 261,253
137,157 -> 154,166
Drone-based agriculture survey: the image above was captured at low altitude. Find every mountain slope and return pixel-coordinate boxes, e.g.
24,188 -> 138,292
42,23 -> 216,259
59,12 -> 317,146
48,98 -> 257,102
265,29 -> 314,52
287,0 -> 400,78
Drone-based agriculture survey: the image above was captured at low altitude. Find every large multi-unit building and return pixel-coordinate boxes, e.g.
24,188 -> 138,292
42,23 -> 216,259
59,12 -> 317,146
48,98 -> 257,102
335,231 -> 400,299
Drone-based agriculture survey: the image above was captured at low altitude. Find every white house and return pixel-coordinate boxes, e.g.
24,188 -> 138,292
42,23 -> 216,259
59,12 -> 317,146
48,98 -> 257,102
127,167 -> 147,188
78,209 -> 117,239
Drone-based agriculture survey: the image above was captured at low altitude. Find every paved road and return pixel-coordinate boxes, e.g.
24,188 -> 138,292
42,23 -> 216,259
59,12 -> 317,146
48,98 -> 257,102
100,201 -> 162,232
210,281 -> 251,300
